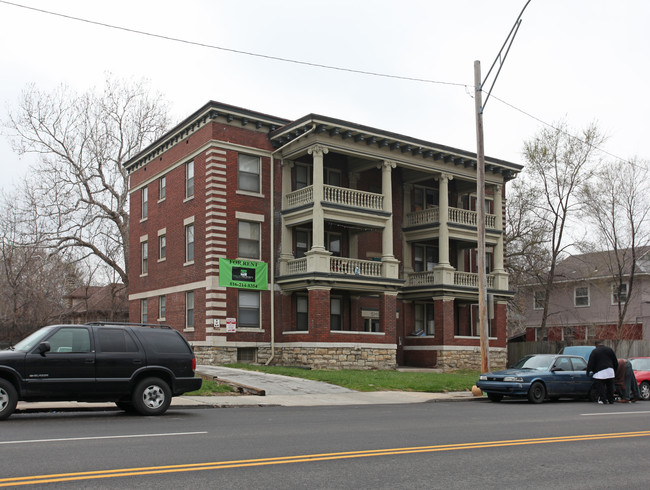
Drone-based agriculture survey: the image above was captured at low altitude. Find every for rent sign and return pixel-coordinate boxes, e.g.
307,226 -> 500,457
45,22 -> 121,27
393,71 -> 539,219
218,258 -> 268,290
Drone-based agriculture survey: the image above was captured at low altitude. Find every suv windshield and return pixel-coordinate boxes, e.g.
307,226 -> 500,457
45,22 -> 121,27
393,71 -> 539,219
12,326 -> 56,352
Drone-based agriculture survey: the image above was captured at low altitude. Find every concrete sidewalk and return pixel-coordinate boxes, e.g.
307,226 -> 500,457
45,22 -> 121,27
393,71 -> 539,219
14,365 -> 483,414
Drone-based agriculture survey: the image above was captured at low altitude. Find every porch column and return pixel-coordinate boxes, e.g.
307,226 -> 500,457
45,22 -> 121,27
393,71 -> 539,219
381,160 -> 399,278
305,145 -> 331,272
492,184 -> 508,290
380,292 -> 398,345
433,174 -> 455,285
402,184 -> 413,275
279,160 -> 294,275
308,145 -> 327,251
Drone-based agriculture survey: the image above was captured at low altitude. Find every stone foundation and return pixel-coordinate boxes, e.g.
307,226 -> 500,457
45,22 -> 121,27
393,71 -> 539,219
194,345 -> 396,370
436,348 -> 507,371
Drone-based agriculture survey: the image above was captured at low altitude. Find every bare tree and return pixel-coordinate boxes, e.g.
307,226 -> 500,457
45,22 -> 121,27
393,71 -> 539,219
578,158 -> 650,349
0,192 -> 82,344
5,75 -> 170,287
522,121 -> 606,339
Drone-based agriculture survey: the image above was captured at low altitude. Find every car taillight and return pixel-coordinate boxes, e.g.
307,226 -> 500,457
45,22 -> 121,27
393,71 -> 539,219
192,358 -> 196,371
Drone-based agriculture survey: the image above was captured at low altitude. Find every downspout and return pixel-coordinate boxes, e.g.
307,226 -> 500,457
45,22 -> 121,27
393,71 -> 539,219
266,124 -> 316,365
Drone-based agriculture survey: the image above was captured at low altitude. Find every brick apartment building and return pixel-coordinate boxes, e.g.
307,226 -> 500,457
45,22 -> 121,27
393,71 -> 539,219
124,101 -> 522,370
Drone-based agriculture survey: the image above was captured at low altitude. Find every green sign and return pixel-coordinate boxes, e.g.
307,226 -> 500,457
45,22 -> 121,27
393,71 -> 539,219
219,258 -> 268,290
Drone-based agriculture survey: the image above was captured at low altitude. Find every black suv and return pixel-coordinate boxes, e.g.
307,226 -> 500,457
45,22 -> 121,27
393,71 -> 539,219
0,323 -> 202,420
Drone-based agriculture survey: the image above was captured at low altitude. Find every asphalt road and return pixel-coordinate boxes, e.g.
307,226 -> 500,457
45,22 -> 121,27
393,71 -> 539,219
2,399 -> 650,489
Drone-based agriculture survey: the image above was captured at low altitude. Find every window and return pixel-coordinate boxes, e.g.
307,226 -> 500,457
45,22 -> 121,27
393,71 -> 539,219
159,234 -> 166,260
97,329 -> 138,353
185,161 -> 194,198
185,224 -> 194,262
159,176 -> 166,200
186,291 -> 194,328
239,290 -> 260,328
325,168 -> 341,186
612,283 -> 628,304
141,186 -> 148,219
415,303 -> 435,336
413,245 -> 438,272
295,229 -> 311,258
141,299 -> 148,323
295,164 -> 311,190
330,297 -> 342,331
47,328 -> 91,353
238,154 -> 260,193
238,221 -> 260,259
141,241 -> 148,275
533,290 -> 545,310
159,295 -> 166,320
575,286 -> 589,307
413,187 -> 438,211
326,232 -> 342,257
296,296 -> 308,331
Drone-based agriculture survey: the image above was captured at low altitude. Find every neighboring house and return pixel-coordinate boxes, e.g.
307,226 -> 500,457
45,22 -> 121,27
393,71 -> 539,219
123,101 -> 522,370
521,248 -> 650,342
61,284 -> 129,324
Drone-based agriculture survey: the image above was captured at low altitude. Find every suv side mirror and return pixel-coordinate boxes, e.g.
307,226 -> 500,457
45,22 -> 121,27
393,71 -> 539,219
37,341 -> 51,356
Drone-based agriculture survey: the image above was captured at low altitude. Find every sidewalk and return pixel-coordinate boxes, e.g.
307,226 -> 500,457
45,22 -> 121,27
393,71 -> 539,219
14,365 -> 483,414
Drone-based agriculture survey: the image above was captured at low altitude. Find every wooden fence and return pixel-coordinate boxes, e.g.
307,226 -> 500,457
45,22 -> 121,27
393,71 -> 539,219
508,340 -> 650,367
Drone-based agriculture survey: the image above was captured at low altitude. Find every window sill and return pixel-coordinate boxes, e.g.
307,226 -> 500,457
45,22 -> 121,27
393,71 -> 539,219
140,273 -> 148,278
283,330 -> 309,334
184,195 -> 195,203
184,260 -> 195,267
157,258 -> 166,263
330,330 -> 385,336
184,327 -> 195,333
140,217 -> 148,223
236,190 -> 264,198
158,198 -> 166,204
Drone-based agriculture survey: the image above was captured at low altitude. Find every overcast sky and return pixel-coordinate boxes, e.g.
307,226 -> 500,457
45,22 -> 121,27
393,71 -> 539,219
1,0 -> 648,191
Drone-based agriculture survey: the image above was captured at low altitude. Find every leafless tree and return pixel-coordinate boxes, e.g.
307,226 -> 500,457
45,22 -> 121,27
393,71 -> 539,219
0,191 -> 82,344
578,158 -> 650,350
4,75 -> 170,287
522,121 -> 606,339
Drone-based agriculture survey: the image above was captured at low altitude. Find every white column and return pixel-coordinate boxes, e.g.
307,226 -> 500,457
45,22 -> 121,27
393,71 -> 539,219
381,161 -> 396,259
403,184 -> 413,275
308,145 -> 328,251
434,173 -> 455,285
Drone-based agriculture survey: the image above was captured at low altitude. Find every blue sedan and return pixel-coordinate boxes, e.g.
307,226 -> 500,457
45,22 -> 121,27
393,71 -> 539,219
477,354 -> 597,403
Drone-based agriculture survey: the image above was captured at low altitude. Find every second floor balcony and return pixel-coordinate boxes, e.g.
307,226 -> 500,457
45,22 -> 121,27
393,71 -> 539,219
405,206 -> 497,229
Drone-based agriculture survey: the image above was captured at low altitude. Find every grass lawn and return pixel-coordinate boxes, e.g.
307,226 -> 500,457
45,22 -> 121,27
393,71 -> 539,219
224,364 -> 479,393
185,378 -> 236,396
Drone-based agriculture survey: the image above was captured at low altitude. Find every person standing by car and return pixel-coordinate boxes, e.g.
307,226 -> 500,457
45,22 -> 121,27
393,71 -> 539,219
615,358 -> 641,402
587,341 -> 618,404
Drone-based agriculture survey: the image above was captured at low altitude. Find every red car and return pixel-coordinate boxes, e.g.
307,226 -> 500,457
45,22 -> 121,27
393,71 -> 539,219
629,357 -> 650,400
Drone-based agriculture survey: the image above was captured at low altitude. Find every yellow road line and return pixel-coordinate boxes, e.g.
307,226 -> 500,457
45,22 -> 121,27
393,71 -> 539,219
2,431 -> 650,487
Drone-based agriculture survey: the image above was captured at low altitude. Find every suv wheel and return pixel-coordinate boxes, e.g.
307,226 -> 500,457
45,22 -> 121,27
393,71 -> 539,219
0,379 -> 18,421
132,377 -> 171,416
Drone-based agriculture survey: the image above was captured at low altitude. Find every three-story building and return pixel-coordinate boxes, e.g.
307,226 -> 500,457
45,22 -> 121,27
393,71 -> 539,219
125,101 -> 521,370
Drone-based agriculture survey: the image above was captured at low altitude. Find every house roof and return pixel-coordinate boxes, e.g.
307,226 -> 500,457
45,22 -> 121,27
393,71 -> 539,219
63,284 -> 128,315
553,247 -> 650,282
123,101 -> 522,179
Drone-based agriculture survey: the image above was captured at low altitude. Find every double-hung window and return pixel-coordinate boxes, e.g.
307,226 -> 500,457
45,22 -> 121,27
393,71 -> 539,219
141,240 -> 148,275
159,176 -> 166,200
185,291 -> 194,329
612,283 -> 628,304
185,161 -> 194,199
185,223 -> 194,263
238,154 -> 261,193
141,187 -> 148,219
575,286 -> 589,307
238,221 -> 260,259
239,291 -> 260,328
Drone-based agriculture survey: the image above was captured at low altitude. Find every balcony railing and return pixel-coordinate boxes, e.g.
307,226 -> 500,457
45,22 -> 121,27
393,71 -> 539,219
407,270 -> 495,288
405,206 -> 497,229
284,185 -> 384,211
286,256 -> 382,277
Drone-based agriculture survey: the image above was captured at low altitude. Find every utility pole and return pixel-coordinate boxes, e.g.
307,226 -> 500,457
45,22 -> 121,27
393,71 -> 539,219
474,60 -> 489,374
474,0 -> 532,374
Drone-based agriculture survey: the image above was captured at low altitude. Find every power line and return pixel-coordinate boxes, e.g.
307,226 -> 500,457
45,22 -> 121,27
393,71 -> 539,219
0,0 -> 643,168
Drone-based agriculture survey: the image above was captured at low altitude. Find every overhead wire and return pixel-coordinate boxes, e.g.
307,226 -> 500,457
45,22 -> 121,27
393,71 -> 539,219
0,0 -> 642,169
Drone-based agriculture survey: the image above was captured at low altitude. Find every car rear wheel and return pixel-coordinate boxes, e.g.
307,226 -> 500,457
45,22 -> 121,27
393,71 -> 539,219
528,382 -> 546,404
640,381 -> 650,401
132,377 -> 171,416
487,393 -> 503,402
0,379 -> 18,421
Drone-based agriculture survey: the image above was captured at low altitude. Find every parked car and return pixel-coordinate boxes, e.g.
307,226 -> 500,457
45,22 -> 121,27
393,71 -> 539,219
0,322 -> 202,420
477,354 -> 597,403
629,357 -> 650,400
559,345 -> 595,360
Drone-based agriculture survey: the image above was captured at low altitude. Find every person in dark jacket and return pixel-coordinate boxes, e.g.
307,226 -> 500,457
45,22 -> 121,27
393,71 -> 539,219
615,358 -> 641,402
587,341 -> 618,404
